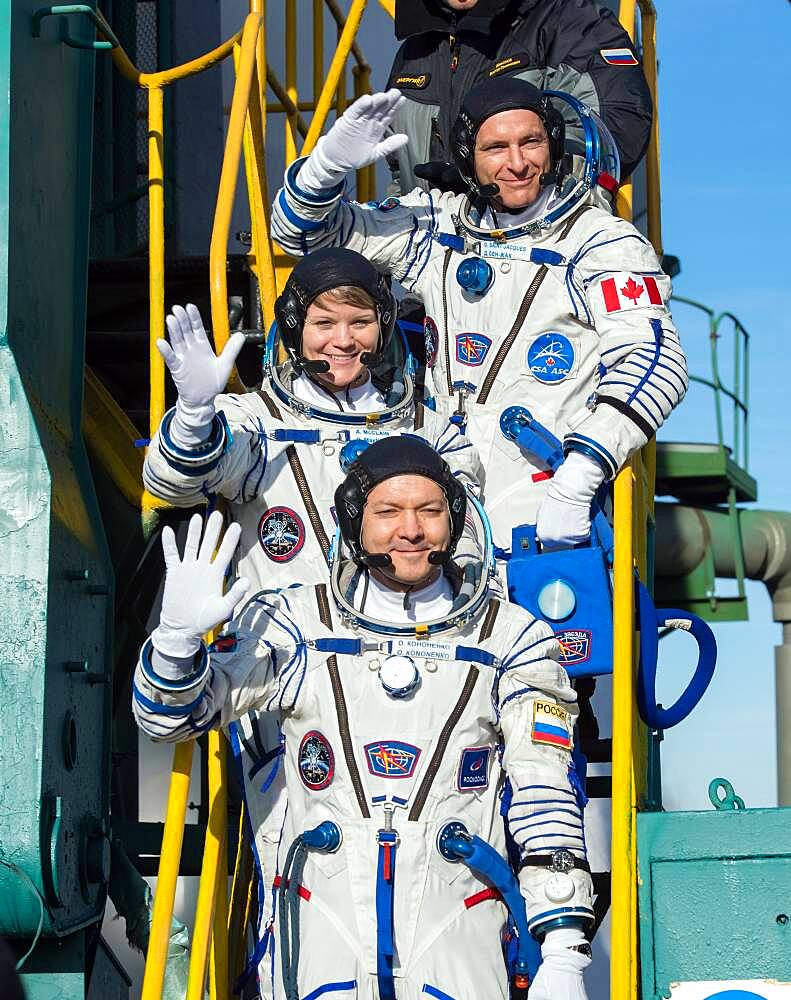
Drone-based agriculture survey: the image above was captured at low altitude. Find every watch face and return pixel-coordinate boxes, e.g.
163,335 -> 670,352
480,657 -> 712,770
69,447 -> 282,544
551,849 -> 576,874
572,943 -> 593,960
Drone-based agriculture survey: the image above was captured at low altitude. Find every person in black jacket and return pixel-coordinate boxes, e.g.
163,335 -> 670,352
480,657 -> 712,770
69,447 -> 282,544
386,0 -> 653,194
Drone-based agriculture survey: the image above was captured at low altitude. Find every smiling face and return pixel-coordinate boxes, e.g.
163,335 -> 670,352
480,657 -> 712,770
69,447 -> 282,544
361,475 -> 451,591
473,108 -> 552,211
301,287 -> 380,390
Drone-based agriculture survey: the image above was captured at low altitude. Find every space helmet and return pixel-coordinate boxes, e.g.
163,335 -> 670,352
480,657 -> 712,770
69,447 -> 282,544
450,78 -> 621,235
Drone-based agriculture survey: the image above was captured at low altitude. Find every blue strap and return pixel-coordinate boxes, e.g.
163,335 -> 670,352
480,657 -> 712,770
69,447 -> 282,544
313,638 -> 362,655
454,645 -> 496,666
529,248 -> 564,266
269,428 -> 322,444
376,832 -> 398,1000
437,232 -> 465,252
234,925 -> 272,994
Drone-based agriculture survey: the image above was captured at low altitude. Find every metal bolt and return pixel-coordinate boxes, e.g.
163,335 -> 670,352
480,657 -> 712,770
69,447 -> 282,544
777,914 -> 789,926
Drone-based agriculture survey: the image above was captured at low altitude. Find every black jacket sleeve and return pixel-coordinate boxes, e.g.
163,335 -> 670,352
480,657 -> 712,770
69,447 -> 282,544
543,0 -> 653,177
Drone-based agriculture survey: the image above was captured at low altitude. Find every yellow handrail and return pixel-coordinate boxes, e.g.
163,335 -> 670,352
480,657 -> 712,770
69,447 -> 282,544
611,4 -> 660,999
209,12 -> 264,358
186,729 -> 229,1000
141,742 -> 195,1000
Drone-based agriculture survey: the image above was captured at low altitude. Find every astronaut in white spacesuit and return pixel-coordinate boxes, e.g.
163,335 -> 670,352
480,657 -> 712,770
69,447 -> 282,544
144,247 -> 484,995
145,246 -> 481,594
270,78 -> 688,556
134,436 -> 595,1000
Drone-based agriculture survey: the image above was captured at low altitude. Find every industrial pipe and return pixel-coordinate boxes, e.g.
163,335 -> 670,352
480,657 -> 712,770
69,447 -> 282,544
655,502 -> 791,802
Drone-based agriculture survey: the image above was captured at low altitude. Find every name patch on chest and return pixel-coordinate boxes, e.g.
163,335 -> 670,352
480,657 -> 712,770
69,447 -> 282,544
258,506 -> 305,562
527,332 -> 576,383
365,740 -> 422,779
456,332 -> 492,367
389,637 -> 454,661
532,700 -> 572,751
457,746 -> 492,791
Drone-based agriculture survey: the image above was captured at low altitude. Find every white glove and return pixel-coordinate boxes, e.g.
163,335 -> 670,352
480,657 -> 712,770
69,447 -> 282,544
157,303 -> 245,448
528,928 -> 591,1000
151,511 -> 250,659
298,89 -> 408,192
536,451 -> 605,550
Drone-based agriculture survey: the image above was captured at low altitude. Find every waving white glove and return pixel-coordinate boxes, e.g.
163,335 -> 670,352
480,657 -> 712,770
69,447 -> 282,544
151,511 -> 250,659
298,89 -> 408,192
528,928 -> 591,1000
157,303 -> 245,448
536,451 -> 605,551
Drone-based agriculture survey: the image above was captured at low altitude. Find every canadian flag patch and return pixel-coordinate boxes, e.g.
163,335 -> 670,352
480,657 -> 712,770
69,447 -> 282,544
599,273 -> 663,313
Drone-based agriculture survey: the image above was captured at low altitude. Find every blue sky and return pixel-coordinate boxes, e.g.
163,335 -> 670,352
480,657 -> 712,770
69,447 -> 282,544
648,0 -> 791,810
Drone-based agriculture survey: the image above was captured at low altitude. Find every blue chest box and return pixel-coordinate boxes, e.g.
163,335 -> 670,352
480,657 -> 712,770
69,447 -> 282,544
506,524 -> 613,678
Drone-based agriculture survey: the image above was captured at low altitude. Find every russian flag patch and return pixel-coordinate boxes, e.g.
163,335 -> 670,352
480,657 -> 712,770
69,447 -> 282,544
600,47 -> 638,66
532,700 -> 572,751
599,272 -> 663,313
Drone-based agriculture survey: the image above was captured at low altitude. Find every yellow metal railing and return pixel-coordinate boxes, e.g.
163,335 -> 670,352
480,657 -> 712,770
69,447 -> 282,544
611,3 -> 660,999
79,4 -> 382,997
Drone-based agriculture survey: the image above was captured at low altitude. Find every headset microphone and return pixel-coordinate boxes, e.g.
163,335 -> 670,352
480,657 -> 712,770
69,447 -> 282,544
302,359 -> 331,374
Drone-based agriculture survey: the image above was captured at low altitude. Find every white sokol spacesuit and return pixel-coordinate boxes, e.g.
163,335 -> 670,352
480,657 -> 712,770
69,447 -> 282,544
144,251 -> 485,998
134,438 -> 594,1000
144,249 -> 482,596
270,81 -> 688,554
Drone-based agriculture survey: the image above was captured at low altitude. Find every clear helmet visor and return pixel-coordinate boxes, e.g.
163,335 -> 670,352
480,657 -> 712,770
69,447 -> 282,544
543,90 -> 621,223
263,320 -> 414,384
328,492 -> 496,636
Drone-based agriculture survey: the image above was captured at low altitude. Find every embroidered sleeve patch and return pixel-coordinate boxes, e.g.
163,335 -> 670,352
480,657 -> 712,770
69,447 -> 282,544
598,273 -> 663,313
394,73 -> 430,90
600,47 -> 639,66
488,53 -> 529,77
532,700 -> 572,750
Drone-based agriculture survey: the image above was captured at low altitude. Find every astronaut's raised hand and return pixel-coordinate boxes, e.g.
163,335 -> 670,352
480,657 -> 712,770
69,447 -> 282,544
528,927 -> 591,1000
298,90 -> 408,192
536,451 -> 605,550
151,511 -> 250,660
157,303 -> 245,448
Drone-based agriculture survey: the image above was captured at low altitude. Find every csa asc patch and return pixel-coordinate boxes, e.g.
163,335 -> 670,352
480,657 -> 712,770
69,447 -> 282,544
424,316 -> 439,367
600,47 -> 638,66
527,332 -> 576,383
457,746 -> 491,791
599,272 -> 663,313
258,506 -> 305,562
555,629 -> 592,666
456,332 -> 492,367
365,740 -> 421,779
298,730 -> 334,790
532,700 -> 572,751
376,196 -> 400,211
